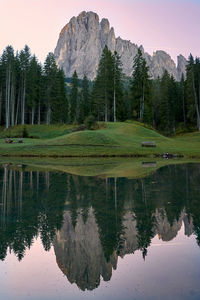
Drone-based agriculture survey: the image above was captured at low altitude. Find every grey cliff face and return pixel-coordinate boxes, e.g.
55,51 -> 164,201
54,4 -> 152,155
150,51 -> 178,80
177,54 -> 188,80
54,11 -> 187,80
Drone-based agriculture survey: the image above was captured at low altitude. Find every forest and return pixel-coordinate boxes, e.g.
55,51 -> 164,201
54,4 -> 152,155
0,44 -> 200,134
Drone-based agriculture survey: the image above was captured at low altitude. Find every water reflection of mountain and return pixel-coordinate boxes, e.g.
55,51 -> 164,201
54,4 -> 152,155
53,163 -> 199,290
0,163 -> 199,290
53,207 -> 193,291
54,209 -> 118,291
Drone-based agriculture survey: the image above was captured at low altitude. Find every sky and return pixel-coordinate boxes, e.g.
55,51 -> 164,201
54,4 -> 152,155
0,0 -> 199,64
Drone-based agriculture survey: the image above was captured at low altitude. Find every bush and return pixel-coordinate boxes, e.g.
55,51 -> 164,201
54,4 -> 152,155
73,119 -> 78,126
22,126 -> 29,138
84,115 -> 97,130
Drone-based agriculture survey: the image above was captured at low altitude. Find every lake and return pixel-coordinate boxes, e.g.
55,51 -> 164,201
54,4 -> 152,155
0,162 -> 200,300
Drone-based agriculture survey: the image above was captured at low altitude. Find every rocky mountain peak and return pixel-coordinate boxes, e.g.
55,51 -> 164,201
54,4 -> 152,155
77,11 -> 99,24
55,11 -> 187,80
100,18 -> 110,32
177,54 -> 188,80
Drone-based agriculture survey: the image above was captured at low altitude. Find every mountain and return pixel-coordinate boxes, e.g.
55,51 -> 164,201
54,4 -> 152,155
54,11 -> 187,81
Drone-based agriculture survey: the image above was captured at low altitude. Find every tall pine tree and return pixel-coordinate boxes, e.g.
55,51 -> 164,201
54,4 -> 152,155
44,52 -> 58,124
186,55 -> 200,130
131,48 -> 151,122
69,70 -> 79,123
92,46 -> 124,122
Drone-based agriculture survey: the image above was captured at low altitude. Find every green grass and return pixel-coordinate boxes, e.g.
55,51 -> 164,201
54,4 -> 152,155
0,124 -> 73,139
0,122 -> 199,158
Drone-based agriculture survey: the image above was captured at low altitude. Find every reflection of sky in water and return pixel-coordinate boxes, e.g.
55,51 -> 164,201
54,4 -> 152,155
0,222 -> 200,300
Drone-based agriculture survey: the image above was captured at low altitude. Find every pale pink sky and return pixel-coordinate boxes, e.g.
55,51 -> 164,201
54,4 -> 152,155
0,0 -> 199,64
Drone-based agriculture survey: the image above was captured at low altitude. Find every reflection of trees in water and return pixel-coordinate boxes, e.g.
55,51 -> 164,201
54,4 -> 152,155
133,179 -> 156,260
52,163 -> 200,291
0,163 -> 199,267
0,165 -> 67,260
65,175 -> 126,261
64,164 -> 200,261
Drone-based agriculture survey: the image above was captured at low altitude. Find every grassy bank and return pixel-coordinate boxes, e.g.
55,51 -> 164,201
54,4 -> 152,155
0,122 -> 199,158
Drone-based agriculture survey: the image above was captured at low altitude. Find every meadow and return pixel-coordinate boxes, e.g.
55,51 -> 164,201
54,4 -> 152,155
0,122 -> 199,158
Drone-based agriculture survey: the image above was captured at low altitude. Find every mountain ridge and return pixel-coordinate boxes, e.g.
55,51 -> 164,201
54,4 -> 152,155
54,11 -> 187,80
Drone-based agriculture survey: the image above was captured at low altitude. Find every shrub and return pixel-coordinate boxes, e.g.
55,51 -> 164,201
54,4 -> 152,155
84,115 -> 97,130
22,126 -> 29,138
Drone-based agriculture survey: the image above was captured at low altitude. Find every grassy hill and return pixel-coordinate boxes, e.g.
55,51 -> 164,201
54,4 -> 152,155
0,122 -> 199,158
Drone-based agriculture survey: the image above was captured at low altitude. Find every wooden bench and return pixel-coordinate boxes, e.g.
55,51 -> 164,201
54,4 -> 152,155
141,141 -> 156,147
142,162 -> 157,167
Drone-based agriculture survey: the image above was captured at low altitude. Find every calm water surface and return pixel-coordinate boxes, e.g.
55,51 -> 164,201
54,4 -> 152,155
0,163 -> 200,300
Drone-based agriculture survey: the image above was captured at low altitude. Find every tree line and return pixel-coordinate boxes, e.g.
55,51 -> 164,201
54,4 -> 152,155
89,46 -> 200,133
0,44 -> 200,132
1,163 -> 200,262
0,45 -> 67,128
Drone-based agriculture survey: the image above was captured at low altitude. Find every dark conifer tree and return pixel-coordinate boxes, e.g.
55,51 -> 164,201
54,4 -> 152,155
159,70 -> 172,133
159,71 -> 178,133
151,77 -> 161,128
51,69 -> 68,123
27,55 -> 40,124
93,46 -> 113,121
44,52 -> 58,124
36,63 -> 44,125
19,45 -> 31,125
131,48 -> 151,122
179,74 -> 187,126
69,70 -> 79,123
186,55 -> 200,130
1,46 -> 16,128
113,51 -> 125,121
81,74 -> 91,118
0,58 -> 3,125
92,46 -> 124,122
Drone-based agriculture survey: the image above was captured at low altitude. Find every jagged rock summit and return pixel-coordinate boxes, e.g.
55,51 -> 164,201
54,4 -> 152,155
54,11 -> 187,80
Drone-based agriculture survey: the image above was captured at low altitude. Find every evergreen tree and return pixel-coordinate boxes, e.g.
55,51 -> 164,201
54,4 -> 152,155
93,46 -> 113,121
160,71 -> 172,133
151,77 -> 161,128
186,54 -> 200,130
131,48 -> 151,121
69,70 -> 79,123
44,52 -> 58,124
81,74 -> 91,121
1,46 -> 16,128
0,57 -> 3,125
14,51 -> 22,125
27,55 -> 41,124
179,74 -> 187,126
51,69 -> 68,123
113,51 -> 124,121
92,46 -> 124,122
36,63 -> 44,125
19,45 -> 31,125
